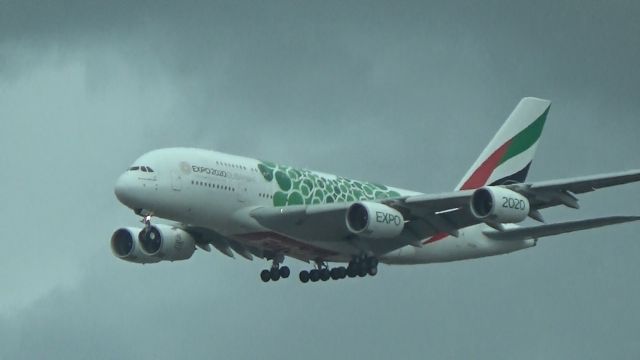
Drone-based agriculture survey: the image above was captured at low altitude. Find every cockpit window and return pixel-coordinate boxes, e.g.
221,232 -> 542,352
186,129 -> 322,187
128,166 -> 154,172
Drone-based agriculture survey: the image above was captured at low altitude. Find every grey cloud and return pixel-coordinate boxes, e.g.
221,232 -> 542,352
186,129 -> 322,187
1,1 -> 640,359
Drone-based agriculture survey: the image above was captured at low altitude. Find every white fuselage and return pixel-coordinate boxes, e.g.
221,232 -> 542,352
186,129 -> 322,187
114,148 -> 535,265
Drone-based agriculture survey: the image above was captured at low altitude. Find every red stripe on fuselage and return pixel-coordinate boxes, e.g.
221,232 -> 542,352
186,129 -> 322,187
460,140 -> 512,190
423,232 -> 448,245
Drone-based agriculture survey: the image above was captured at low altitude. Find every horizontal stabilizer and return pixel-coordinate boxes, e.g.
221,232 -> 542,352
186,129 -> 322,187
484,216 -> 640,241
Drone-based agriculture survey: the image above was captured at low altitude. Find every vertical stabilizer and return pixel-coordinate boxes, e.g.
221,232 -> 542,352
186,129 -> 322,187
455,97 -> 551,191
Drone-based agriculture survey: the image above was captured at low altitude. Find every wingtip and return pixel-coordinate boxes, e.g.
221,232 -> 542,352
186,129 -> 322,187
608,215 -> 640,224
521,96 -> 552,106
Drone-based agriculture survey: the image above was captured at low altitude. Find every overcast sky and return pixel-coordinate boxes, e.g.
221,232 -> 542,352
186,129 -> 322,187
1,1 -> 640,359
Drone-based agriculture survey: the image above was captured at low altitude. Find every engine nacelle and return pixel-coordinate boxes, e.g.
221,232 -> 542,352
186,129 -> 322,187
111,227 -> 161,264
346,201 -> 404,239
138,224 -> 196,261
470,186 -> 530,224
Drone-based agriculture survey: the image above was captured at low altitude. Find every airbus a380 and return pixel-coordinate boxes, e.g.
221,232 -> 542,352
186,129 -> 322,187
112,97 -> 640,283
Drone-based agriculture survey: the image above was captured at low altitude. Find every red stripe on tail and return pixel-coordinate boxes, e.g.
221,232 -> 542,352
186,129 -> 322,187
459,140 -> 512,190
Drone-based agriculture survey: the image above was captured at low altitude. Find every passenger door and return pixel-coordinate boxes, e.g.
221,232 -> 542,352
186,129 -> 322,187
171,171 -> 182,191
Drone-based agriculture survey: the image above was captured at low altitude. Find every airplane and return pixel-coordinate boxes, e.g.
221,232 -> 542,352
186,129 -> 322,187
111,97 -> 640,283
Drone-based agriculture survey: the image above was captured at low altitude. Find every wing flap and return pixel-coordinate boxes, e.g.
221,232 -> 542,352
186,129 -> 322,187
182,225 -> 258,260
484,216 -> 640,241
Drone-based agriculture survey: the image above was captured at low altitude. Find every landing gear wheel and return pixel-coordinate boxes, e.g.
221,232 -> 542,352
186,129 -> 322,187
299,270 -> 310,283
368,266 -> 378,276
279,266 -> 290,279
309,269 -> 320,282
270,268 -> 281,281
337,267 -> 347,279
358,267 -> 367,277
260,269 -> 271,282
330,268 -> 340,280
320,268 -> 330,281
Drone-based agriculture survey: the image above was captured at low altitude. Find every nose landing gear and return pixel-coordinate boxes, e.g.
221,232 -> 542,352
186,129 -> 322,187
139,213 -> 154,233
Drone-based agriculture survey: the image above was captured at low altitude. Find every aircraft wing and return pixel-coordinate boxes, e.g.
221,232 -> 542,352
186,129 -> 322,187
392,169 -> 640,238
250,190 -> 489,255
483,216 -> 640,241
394,169 -> 640,233
249,169 -> 640,257
182,225 -> 264,260
249,192 -> 478,255
392,170 -> 640,238
506,169 -> 640,210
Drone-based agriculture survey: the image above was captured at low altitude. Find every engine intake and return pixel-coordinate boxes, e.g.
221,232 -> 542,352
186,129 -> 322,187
346,201 -> 404,239
470,186 -> 530,224
110,227 -> 160,264
138,224 -> 196,261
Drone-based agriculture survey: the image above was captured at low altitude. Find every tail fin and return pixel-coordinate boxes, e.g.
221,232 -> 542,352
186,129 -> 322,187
455,97 -> 551,191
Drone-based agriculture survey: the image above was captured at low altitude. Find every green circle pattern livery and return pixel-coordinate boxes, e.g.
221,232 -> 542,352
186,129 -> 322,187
258,161 -> 402,207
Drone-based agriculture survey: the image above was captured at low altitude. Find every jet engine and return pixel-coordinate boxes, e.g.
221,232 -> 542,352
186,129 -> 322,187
111,227 -> 161,264
345,201 -> 404,239
138,224 -> 196,261
470,186 -> 530,224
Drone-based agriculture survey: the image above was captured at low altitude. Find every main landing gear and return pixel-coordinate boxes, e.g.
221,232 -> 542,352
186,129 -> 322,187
298,256 -> 379,284
259,255 -> 379,284
298,261 -> 335,283
260,256 -> 290,283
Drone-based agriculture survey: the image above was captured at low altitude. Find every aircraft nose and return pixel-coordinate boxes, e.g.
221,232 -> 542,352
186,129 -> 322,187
114,173 -> 135,206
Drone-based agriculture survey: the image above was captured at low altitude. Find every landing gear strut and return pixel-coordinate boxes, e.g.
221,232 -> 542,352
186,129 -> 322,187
260,255 -> 290,283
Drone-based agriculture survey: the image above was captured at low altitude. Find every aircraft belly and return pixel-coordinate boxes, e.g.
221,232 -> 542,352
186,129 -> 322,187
231,231 -> 354,263
381,226 -> 535,265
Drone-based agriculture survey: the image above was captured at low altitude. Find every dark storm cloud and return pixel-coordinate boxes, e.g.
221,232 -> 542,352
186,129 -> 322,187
1,1 -> 640,359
